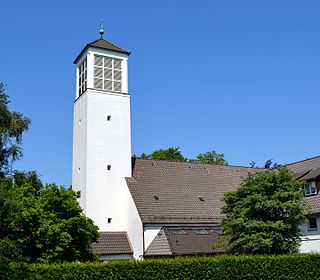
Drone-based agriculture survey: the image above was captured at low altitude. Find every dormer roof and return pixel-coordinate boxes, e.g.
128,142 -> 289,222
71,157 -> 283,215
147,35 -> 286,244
74,38 -> 131,64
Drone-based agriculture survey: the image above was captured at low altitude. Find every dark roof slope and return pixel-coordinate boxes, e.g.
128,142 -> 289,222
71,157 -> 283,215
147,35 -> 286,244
92,232 -> 133,255
126,159 -> 264,224
74,38 -> 130,64
286,156 -> 320,215
145,227 -> 223,257
286,156 -> 320,173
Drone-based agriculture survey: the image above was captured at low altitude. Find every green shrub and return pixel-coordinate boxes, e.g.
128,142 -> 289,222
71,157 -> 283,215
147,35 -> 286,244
7,254 -> 320,280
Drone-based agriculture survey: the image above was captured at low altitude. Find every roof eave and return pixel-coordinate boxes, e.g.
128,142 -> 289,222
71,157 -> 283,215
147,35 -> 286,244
73,43 -> 131,65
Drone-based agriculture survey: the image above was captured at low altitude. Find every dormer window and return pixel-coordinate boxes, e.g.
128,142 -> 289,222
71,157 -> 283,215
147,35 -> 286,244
304,181 -> 317,196
94,55 -> 122,92
78,58 -> 87,96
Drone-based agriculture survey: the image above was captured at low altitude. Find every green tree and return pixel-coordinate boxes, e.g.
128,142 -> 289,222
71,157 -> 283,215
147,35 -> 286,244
0,172 -> 98,263
135,147 -> 228,165
221,168 -> 306,255
191,151 -> 228,165
0,83 -> 30,174
136,147 -> 187,162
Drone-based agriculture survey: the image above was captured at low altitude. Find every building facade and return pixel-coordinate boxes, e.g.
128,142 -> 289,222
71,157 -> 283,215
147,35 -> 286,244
72,35 -> 320,259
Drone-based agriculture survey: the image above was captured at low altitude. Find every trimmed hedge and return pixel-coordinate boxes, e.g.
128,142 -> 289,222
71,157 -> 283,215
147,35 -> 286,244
7,254 -> 320,280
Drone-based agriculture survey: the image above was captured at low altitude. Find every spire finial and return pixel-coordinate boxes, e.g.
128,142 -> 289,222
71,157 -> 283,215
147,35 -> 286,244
99,18 -> 104,38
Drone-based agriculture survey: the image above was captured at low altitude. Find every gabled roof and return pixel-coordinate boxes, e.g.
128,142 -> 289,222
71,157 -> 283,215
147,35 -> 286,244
126,159 -> 265,224
74,38 -> 130,64
91,232 -> 133,255
145,227 -> 224,257
286,155 -> 320,174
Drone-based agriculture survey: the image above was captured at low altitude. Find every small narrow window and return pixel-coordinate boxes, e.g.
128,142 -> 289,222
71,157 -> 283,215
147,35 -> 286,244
78,167 -> 81,173
107,115 -> 111,121
107,165 -> 111,171
78,58 -> 87,96
194,229 -> 209,235
308,218 -> 317,231
171,229 -> 187,235
107,218 -> 112,224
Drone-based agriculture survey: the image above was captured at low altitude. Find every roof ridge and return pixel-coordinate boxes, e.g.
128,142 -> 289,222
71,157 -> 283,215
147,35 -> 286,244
285,155 -> 320,167
133,157 -> 266,170
89,37 -> 130,53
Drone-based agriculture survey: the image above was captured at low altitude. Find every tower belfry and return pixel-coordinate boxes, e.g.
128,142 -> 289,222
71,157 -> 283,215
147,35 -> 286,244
72,30 -> 132,234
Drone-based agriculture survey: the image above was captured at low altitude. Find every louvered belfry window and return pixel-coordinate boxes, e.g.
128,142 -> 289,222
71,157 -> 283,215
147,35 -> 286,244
78,58 -> 87,96
94,55 -> 122,92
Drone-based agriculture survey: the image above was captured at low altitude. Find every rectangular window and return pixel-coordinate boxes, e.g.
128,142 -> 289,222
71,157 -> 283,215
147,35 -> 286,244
308,218 -> 318,231
304,181 -> 317,196
78,58 -> 87,96
94,55 -> 122,93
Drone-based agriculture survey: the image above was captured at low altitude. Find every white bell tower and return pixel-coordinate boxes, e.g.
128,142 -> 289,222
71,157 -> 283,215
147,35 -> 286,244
72,30 -> 133,233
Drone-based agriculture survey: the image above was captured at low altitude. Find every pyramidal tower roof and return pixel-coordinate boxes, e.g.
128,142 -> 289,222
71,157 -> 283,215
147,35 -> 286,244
74,37 -> 130,64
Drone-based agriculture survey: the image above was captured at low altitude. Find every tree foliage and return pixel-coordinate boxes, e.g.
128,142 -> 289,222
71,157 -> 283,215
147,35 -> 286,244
0,83 -> 30,174
221,168 -> 306,255
0,172 -> 98,263
135,147 -> 228,165
190,151 -> 228,165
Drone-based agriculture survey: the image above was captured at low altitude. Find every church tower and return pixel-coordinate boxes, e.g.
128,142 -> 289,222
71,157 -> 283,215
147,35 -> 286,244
72,30 -> 133,233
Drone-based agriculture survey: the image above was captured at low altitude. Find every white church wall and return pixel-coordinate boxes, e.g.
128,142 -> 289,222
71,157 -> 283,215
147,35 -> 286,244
72,93 -> 88,212
144,225 -> 163,251
125,193 -> 144,259
85,89 -> 131,231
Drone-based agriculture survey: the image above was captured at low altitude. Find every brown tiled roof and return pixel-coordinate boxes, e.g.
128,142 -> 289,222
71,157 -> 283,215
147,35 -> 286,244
126,159 -> 264,224
74,38 -> 130,64
286,156 -> 320,214
286,156 -> 320,173
145,227 -> 223,257
304,195 -> 320,215
298,167 -> 320,181
92,232 -> 133,255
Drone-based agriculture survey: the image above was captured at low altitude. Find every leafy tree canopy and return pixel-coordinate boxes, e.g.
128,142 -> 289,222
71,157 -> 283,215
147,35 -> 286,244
190,151 -> 228,165
0,171 -> 98,263
0,83 -> 30,175
221,168 -> 307,255
135,147 -> 228,165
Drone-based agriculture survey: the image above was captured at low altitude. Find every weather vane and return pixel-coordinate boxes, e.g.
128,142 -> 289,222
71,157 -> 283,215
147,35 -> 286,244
99,18 -> 104,38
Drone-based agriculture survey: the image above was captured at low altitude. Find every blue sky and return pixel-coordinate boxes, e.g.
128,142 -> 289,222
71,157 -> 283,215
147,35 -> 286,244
0,0 -> 319,186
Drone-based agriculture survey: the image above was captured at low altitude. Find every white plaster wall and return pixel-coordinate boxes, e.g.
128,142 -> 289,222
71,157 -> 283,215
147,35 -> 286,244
85,89 -> 131,230
299,217 -> 320,253
72,88 -> 143,259
72,93 -> 88,212
300,235 -> 320,253
144,225 -> 163,251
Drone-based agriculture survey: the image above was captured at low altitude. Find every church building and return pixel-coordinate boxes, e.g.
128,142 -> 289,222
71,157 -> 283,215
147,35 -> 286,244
72,31 -> 320,260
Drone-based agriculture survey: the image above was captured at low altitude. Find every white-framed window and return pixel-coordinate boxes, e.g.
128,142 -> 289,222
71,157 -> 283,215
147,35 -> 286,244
94,55 -> 122,92
308,218 -> 318,231
78,58 -> 87,96
304,181 -> 317,196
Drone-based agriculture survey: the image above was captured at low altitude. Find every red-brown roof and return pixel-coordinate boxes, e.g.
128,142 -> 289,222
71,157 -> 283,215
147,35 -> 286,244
74,38 -> 130,64
126,159 -> 264,224
145,227 -> 224,257
92,232 -> 133,255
